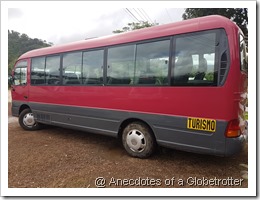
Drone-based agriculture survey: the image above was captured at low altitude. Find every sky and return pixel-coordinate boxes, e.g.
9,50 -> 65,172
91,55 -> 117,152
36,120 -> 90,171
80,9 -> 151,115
8,5 -> 184,45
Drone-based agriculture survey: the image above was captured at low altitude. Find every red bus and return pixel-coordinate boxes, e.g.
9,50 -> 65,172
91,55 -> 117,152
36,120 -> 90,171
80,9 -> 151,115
11,15 -> 248,158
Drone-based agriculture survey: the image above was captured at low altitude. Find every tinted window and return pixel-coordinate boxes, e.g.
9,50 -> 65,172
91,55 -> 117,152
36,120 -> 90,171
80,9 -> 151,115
107,45 -> 135,85
63,52 -> 82,85
83,50 -> 104,85
135,40 -> 170,85
31,57 -> 45,85
172,31 -> 217,86
45,56 -> 60,85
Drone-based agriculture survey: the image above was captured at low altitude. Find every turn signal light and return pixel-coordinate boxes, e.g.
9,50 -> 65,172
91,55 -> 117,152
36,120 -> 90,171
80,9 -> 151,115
225,119 -> 241,138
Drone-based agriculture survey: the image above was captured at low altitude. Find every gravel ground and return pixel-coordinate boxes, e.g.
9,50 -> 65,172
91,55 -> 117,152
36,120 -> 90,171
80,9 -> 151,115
8,102 -> 248,188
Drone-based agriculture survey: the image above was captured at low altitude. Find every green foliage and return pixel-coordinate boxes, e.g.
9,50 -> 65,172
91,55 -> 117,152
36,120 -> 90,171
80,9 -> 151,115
8,30 -> 52,74
204,72 -> 214,81
182,8 -> 248,44
113,21 -> 158,33
244,112 -> 248,120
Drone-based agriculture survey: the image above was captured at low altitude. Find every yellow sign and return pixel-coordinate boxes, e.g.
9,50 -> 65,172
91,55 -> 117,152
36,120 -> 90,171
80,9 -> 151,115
187,117 -> 216,132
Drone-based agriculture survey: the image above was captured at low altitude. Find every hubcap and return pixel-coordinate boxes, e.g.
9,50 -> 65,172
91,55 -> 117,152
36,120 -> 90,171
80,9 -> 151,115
23,113 -> 36,128
126,129 -> 146,152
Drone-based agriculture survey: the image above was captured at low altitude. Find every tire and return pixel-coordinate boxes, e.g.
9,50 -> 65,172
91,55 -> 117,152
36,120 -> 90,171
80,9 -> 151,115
122,122 -> 156,158
19,108 -> 41,131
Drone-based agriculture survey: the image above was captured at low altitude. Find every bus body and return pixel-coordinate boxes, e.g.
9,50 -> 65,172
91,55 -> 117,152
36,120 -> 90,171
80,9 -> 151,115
11,15 -> 248,158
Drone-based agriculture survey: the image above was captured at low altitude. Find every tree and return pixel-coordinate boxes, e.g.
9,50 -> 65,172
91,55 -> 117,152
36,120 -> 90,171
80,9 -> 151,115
182,8 -> 248,43
8,30 -> 51,74
113,21 -> 158,33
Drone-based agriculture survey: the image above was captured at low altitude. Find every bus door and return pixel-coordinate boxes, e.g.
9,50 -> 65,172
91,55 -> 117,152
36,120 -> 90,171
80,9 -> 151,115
11,59 -> 29,102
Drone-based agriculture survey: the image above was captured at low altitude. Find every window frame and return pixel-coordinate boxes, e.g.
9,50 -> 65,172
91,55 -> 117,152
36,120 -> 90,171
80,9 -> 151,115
105,36 -> 172,87
62,51 -> 83,85
82,48 -> 105,86
134,38 -> 171,86
106,43 -> 136,86
31,56 -> 46,85
31,54 -> 62,86
45,54 -> 61,85
13,67 -> 27,86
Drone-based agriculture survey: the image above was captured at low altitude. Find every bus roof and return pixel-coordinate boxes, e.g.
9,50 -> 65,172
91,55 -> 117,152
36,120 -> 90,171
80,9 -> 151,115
18,15 -> 238,60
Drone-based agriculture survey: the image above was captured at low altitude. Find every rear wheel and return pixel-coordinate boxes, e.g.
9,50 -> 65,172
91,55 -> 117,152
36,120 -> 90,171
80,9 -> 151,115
19,108 -> 41,131
122,122 -> 156,158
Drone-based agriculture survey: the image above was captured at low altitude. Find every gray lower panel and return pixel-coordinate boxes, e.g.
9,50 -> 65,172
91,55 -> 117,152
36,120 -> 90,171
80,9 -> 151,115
30,102 -> 121,137
11,101 -> 21,117
13,101 -> 243,156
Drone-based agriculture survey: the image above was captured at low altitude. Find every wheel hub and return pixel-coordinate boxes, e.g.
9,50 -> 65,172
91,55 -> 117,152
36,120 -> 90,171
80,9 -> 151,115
23,113 -> 36,127
126,129 -> 146,152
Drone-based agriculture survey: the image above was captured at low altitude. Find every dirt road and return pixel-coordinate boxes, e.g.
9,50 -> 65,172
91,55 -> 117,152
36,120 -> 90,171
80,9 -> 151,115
8,102 -> 248,188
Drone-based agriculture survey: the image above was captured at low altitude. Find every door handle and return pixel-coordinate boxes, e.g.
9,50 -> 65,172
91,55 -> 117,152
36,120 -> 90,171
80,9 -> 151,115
24,96 -> 28,99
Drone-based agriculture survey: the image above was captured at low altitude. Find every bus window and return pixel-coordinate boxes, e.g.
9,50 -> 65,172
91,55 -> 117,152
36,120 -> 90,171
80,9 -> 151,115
107,45 -> 135,85
63,52 -> 82,85
83,50 -> 104,85
31,57 -> 45,85
172,31 -> 217,86
45,55 -> 61,85
13,60 -> 27,85
135,39 -> 170,85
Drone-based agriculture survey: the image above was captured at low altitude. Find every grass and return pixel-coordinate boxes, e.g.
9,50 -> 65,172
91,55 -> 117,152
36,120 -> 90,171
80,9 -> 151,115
244,112 -> 248,120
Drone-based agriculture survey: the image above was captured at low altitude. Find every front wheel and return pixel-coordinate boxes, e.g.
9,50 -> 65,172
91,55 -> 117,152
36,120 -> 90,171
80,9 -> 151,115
122,122 -> 156,158
19,108 -> 41,131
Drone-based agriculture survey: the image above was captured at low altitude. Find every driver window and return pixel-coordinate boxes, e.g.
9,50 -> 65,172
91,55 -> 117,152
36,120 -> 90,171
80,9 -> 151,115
13,60 -> 27,86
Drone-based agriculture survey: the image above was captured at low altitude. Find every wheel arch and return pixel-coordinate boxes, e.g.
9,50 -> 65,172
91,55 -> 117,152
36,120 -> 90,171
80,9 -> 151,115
19,104 -> 31,115
118,118 -> 157,142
